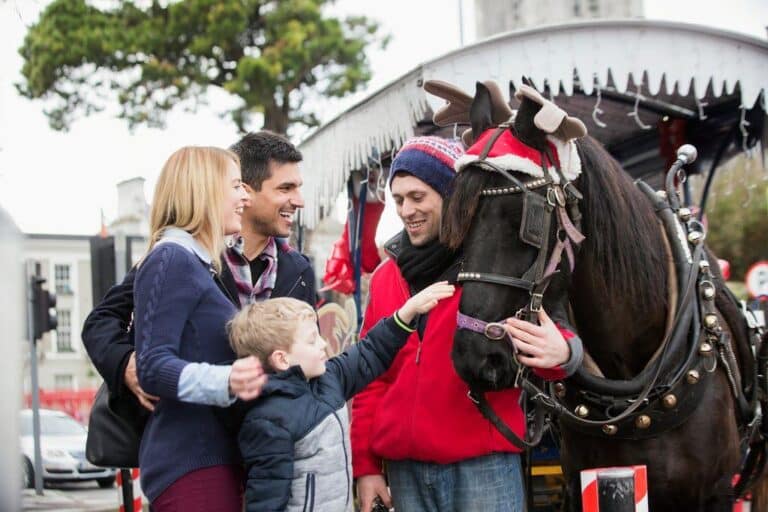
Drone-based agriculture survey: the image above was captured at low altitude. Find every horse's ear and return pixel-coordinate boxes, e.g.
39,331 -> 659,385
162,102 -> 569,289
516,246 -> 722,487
470,82 -> 494,142
513,88 -> 548,150
515,84 -> 588,142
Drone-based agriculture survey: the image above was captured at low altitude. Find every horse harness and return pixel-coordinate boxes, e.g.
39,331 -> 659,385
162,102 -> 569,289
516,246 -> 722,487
455,122 -> 587,449
455,123 -> 768,487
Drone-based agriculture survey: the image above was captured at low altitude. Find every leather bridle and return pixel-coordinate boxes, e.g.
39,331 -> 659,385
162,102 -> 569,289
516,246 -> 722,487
454,125 -> 586,449
456,124 -> 584,338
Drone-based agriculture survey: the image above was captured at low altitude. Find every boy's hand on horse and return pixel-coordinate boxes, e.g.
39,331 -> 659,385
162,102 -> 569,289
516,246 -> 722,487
505,309 -> 570,369
398,281 -> 455,324
357,474 -> 392,512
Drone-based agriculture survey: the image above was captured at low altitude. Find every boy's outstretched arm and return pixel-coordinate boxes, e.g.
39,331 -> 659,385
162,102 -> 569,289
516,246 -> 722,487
327,282 -> 454,400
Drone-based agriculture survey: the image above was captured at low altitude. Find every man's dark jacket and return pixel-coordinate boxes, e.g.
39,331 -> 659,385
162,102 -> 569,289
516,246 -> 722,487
82,246 -> 316,398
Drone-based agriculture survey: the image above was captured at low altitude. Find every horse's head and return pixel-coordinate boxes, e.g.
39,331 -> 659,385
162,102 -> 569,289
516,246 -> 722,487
433,80 -> 587,391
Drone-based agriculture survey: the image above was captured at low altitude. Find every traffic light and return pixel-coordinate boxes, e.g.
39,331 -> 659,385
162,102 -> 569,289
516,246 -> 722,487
31,277 -> 57,340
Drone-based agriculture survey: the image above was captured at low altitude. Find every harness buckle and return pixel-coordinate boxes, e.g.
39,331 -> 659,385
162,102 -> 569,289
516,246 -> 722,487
547,186 -> 567,208
530,292 -> 544,312
483,322 -> 507,341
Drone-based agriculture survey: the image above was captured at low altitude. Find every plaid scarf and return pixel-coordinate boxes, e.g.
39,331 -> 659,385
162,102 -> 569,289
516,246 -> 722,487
224,236 -> 278,305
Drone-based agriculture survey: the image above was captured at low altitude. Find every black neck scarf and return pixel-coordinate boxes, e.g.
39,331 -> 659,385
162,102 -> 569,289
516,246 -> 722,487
396,232 -> 457,293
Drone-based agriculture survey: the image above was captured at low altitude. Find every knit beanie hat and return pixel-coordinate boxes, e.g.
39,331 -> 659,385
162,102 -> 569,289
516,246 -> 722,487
388,136 -> 464,197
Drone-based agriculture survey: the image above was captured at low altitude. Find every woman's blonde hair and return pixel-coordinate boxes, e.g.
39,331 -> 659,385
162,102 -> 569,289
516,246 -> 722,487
147,146 -> 240,272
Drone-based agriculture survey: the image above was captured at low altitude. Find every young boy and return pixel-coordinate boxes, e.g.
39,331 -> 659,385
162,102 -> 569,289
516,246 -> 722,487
228,281 -> 455,512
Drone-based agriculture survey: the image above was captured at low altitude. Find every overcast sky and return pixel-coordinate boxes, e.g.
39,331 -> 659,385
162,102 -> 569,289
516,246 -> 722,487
0,0 -> 766,238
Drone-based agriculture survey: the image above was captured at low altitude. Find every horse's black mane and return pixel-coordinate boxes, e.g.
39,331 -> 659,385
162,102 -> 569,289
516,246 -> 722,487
442,134 -> 667,316
575,136 -> 667,315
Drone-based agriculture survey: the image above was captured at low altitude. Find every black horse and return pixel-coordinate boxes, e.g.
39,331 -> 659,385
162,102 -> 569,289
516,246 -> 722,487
437,81 -> 766,511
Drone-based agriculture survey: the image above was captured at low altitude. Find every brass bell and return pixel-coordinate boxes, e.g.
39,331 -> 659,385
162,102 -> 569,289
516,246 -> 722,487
635,415 -> 652,429
662,394 -> 678,409
699,342 -> 713,355
602,424 -> 618,435
687,370 -> 700,384
554,382 -> 566,398
575,405 -> 589,418
704,314 -> 718,329
701,285 -> 716,300
678,208 -> 692,221
688,231 -> 703,244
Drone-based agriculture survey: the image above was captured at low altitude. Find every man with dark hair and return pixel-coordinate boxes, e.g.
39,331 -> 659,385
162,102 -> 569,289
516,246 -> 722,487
82,130 -> 316,411
352,136 -> 582,512
230,131 -> 303,190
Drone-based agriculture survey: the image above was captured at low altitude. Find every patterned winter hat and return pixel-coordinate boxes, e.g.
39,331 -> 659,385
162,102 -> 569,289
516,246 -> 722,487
389,136 -> 464,197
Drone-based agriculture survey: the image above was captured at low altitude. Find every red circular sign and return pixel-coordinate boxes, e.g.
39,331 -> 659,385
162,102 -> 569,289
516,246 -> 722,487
745,261 -> 768,299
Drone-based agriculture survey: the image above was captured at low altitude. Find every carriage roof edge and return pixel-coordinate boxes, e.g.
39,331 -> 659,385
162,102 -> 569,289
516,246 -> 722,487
298,19 -> 768,229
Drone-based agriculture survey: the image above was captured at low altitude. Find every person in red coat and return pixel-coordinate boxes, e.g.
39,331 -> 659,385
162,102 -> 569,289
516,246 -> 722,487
351,136 -> 583,512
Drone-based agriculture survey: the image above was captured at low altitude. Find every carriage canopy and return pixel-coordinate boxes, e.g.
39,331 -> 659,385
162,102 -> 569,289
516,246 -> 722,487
298,19 -> 768,229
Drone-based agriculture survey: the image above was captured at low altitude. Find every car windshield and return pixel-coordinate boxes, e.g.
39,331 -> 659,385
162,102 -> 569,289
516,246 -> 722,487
20,413 -> 86,436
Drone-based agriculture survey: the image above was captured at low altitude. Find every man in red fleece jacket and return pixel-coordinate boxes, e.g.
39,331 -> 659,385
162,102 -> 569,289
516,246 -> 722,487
351,136 -> 582,512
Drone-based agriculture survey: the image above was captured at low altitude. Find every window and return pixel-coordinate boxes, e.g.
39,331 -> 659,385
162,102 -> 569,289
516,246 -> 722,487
54,374 -> 73,390
573,0 -> 581,16
54,264 -> 72,294
588,0 -> 599,15
56,309 -> 72,352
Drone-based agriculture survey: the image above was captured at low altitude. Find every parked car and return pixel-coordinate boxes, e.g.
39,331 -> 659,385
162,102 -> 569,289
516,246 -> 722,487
20,408 -> 116,488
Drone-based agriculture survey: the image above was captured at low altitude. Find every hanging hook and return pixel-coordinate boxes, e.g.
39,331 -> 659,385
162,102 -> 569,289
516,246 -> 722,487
695,95 -> 708,120
739,105 -> 751,154
592,84 -> 607,128
627,84 -> 652,130
374,149 -> 387,203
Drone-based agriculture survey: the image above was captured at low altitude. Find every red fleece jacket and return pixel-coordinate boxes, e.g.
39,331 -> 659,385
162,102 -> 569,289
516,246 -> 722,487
350,258 -> 576,477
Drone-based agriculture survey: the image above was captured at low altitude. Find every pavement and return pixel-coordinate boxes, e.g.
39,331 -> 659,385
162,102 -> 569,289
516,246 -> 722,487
22,489 -> 122,511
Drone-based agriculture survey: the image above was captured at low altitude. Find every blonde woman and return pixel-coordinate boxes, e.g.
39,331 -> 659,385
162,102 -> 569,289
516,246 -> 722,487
133,146 -> 263,511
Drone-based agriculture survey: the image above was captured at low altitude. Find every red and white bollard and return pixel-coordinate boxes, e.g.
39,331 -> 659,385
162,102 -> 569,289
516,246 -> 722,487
116,468 -> 143,512
733,496 -> 752,512
581,465 -> 648,512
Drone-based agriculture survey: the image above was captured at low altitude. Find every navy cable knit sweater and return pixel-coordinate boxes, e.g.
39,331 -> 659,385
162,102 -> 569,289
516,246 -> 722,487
134,242 -> 240,501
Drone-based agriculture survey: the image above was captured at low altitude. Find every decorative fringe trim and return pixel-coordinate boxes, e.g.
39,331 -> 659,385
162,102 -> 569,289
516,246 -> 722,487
298,70 -> 427,229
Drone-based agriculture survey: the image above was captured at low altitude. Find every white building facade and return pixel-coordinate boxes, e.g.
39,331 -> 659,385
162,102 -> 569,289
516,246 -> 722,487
21,178 -> 149,394
22,234 -> 97,392
474,0 -> 643,39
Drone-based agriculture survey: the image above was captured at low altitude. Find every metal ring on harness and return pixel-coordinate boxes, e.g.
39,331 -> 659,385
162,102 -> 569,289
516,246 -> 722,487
547,186 -> 566,208
483,322 -> 507,340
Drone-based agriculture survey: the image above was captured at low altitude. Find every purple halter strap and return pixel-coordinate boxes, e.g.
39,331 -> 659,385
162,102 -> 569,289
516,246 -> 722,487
456,311 -> 511,342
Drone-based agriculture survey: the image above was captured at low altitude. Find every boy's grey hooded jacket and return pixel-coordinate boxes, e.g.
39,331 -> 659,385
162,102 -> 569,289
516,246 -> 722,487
238,316 -> 410,512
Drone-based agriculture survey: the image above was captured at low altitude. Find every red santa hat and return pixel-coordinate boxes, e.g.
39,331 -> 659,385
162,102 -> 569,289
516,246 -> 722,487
454,127 -> 582,184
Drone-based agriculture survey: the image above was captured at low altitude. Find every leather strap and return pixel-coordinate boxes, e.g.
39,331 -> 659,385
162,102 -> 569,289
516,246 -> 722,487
469,388 -> 548,450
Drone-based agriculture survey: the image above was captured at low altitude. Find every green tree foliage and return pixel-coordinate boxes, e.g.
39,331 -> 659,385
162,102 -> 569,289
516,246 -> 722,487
703,155 -> 768,281
17,0 -> 388,133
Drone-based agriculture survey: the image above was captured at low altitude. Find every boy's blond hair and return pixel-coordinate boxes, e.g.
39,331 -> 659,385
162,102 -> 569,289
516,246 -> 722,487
228,297 -> 316,370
